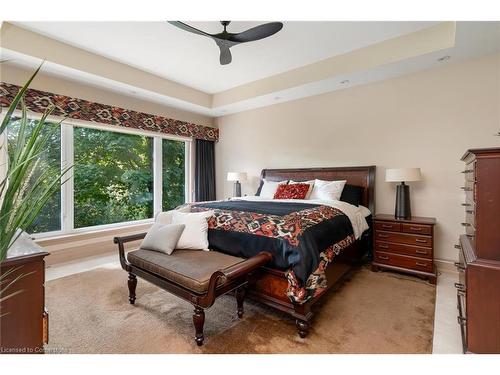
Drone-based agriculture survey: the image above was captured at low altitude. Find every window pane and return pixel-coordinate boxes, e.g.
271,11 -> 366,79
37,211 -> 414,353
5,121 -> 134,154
162,139 -> 185,210
7,117 -> 62,233
74,127 -> 153,228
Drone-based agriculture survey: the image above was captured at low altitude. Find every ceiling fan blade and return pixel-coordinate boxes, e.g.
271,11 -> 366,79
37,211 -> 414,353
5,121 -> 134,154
228,22 -> 283,43
218,44 -> 232,65
168,21 -> 213,38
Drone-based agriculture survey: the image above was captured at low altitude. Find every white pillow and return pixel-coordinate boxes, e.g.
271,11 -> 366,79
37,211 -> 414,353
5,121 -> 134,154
171,210 -> 215,251
140,223 -> 185,255
259,179 -> 288,198
309,179 -> 347,201
155,205 -> 191,225
289,180 -> 315,199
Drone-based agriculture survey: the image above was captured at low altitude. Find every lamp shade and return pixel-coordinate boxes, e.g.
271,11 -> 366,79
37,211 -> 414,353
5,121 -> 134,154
227,172 -> 247,182
385,168 -> 421,182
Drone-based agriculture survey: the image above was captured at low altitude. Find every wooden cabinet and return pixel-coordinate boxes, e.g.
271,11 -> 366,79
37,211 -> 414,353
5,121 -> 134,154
371,214 -> 437,284
456,147 -> 500,354
0,252 -> 49,354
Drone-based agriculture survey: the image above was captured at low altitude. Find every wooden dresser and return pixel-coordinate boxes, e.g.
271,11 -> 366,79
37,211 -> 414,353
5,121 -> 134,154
456,147 -> 500,354
371,214 -> 437,284
0,251 -> 49,354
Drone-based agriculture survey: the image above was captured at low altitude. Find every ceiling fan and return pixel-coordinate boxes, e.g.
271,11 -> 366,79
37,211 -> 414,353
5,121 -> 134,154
168,21 -> 283,65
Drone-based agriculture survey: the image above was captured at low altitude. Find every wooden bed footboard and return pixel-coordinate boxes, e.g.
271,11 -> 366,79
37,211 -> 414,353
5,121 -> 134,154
247,238 -> 369,338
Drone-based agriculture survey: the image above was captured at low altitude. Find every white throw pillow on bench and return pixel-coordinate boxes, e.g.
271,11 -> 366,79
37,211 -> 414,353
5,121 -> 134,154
140,223 -> 186,255
171,210 -> 215,251
155,205 -> 191,225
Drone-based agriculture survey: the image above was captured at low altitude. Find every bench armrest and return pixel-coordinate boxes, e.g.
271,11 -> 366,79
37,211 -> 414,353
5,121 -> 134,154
113,232 -> 147,271
202,252 -> 273,305
222,252 -> 273,281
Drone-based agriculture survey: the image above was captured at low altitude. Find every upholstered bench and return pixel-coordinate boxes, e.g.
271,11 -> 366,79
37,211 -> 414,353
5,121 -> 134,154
114,233 -> 272,346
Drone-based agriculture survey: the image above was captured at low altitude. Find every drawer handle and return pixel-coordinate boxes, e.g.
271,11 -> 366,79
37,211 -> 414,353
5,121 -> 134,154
461,203 -> 471,207
381,224 -> 393,229
461,170 -> 473,173
461,187 -> 473,191
415,262 -> 428,267
466,234 -> 475,238
461,222 -> 471,227
454,282 -> 466,291
465,210 -> 474,214
378,255 -> 389,260
454,244 -> 461,250
454,262 -> 465,272
409,226 -> 422,231
378,244 -> 389,249
415,249 -> 428,255
457,316 -> 467,326
378,234 -> 389,238
415,238 -> 427,243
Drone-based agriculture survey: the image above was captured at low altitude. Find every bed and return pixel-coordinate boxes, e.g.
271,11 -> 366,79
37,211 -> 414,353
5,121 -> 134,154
191,166 -> 376,337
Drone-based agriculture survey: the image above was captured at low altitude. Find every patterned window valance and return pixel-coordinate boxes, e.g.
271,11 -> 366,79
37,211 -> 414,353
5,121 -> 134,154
0,82 -> 218,142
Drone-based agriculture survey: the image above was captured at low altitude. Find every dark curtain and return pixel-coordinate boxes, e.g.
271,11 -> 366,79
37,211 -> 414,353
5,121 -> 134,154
195,139 -> 216,202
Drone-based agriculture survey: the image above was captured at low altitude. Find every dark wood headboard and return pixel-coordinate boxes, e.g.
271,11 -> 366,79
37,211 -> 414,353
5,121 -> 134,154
260,166 -> 376,214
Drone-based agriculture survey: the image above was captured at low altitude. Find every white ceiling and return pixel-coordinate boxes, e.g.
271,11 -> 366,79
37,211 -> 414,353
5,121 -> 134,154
13,21 -> 439,93
3,21 -> 500,118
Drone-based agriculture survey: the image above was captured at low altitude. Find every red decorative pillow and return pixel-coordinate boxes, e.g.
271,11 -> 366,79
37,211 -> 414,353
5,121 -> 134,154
273,183 -> 310,199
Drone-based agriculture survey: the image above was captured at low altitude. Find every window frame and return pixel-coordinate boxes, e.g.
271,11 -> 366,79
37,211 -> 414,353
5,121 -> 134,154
1,110 -> 192,240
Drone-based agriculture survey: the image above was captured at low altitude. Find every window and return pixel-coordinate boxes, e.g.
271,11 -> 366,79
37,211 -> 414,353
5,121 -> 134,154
3,113 -> 190,236
74,127 -> 154,228
162,139 -> 185,210
6,117 -> 62,233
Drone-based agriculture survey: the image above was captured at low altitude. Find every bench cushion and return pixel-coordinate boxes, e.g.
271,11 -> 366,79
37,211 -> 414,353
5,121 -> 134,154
127,249 -> 246,294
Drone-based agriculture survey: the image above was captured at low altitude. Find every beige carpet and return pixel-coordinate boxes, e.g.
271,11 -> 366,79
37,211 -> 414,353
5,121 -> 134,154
45,265 -> 436,354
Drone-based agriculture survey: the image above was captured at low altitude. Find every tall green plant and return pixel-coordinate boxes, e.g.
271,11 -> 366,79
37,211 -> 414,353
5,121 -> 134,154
0,65 -> 72,261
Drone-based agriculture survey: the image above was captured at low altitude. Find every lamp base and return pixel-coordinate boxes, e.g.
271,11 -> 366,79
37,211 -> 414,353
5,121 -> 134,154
233,181 -> 241,197
395,183 -> 411,219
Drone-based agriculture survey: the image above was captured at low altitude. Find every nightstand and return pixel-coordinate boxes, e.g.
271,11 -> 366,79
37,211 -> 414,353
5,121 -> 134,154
371,214 -> 437,284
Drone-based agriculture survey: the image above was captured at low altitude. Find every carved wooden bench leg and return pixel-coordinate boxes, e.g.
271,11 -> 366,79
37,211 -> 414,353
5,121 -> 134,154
236,286 -> 246,318
193,307 -> 205,346
296,319 -> 310,338
128,273 -> 137,304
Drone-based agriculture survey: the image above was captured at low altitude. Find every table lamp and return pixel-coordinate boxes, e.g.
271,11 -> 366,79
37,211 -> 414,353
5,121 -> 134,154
385,168 -> 421,219
227,172 -> 247,197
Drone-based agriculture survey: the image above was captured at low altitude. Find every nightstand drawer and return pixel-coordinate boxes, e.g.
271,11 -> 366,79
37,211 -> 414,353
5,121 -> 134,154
375,241 -> 432,259
374,251 -> 433,273
374,221 -> 401,232
402,223 -> 432,235
375,231 -> 432,247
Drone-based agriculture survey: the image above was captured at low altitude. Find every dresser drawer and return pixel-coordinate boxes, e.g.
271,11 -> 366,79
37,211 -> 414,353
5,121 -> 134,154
464,208 -> 475,228
375,231 -> 432,248
374,251 -> 433,273
375,241 -> 432,259
464,187 -> 476,205
402,223 -> 432,235
374,221 -> 401,232
462,222 -> 476,239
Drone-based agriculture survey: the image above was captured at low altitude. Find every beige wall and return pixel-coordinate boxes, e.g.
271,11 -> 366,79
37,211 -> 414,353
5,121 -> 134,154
215,53 -> 500,263
0,64 -> 215,128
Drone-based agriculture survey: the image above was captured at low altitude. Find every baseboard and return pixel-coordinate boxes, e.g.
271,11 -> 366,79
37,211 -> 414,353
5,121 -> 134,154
434,259 -> 458,274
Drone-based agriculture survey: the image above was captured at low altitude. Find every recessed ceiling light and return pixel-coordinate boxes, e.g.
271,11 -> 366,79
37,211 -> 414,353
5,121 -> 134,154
437,55 -> 451,62
340,80 -> 350,85
129,90 -> 137,95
